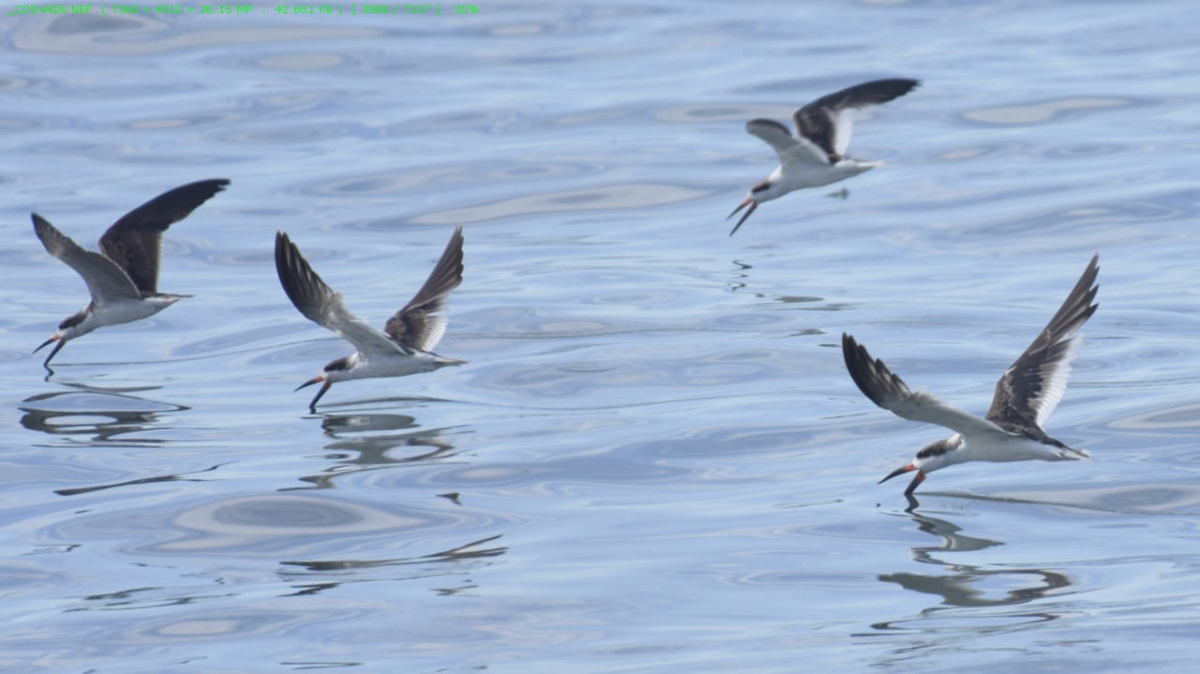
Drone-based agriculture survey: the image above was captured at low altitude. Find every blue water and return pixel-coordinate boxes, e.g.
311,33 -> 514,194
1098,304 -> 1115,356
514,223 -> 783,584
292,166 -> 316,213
2,2 -> 1199,672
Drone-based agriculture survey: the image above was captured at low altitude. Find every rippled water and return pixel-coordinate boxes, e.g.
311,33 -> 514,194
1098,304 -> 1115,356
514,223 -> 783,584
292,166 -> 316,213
2,2 -> 1199,672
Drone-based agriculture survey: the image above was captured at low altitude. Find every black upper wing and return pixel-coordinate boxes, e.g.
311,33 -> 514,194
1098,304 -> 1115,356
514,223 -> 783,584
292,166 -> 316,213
99,179 -> 230,294
793,78 -> 918,162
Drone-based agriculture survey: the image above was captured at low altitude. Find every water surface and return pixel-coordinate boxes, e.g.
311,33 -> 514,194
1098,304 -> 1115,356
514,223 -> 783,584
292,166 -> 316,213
1,2 -> 1199,672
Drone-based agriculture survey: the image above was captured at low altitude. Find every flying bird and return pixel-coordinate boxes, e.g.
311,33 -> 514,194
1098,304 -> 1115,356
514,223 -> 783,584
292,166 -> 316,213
728,78 -> 918,235
275,227 -> 465,412
32,179 -> 230,370
842,254 -> 1100,497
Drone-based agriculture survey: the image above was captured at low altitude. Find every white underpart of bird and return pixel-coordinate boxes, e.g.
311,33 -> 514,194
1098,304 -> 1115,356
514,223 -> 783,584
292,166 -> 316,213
842,254 -> 1100,497
31,179 -> 230,370
274,227 -> 465,412
728,78 -> 919,235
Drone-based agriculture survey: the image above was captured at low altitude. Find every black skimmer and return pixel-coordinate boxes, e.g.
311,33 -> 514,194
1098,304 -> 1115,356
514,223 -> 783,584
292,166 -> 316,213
274,227 -> 465,412
728,78 -> 919,235
31,179 -> 230,371
842,254 -> 1100,497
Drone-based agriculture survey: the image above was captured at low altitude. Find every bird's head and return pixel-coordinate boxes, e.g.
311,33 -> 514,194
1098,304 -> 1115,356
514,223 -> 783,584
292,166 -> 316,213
878,436 -> 962,496
726,180 -> 778,236
33,307 -> 94,369
295,355 -> 356,411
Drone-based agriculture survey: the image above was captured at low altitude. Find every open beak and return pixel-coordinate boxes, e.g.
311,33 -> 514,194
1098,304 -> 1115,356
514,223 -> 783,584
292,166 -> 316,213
34,334 -> 60,354
726,197 -> 758,236
35,334 -> 66,371
295,374 -> 325,392
296,374 -> 332,412
879,462 -> 925,496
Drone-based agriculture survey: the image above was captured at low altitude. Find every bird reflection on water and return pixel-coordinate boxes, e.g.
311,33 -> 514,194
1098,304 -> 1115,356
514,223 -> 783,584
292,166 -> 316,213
19,383 -> 212,497
865,503 -> 1075,642
20,381 -> 187,444
285,410 -> 464,492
